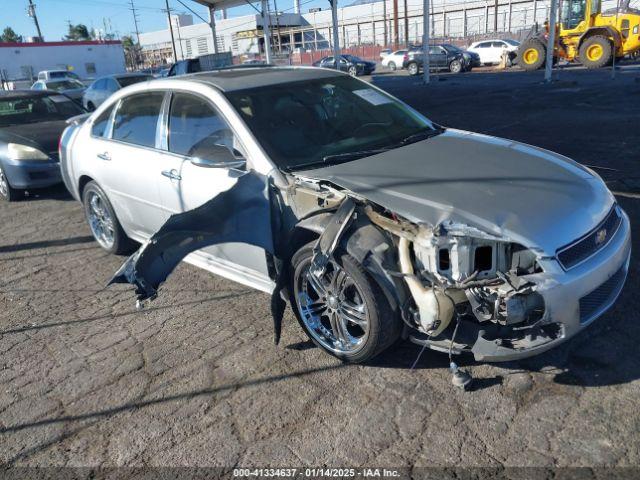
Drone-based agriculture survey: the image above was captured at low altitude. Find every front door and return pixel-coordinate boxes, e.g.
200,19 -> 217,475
156,91 -> 271,282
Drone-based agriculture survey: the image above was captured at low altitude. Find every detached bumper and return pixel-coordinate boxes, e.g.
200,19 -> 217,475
1,158 -> 62,189
472,208 -> 632,361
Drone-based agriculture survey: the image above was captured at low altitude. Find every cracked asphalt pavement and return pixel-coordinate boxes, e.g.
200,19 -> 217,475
1,67 -> 639,470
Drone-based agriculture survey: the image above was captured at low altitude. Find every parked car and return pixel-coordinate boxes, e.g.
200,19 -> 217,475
381,49 -> 408,71
440,44 -> 481,69
37,70 -> 82,82
82,73 -> 153,110
60,67 -> 630,364
0,90 -> 85,201
31,79 -> 86,101
379,48 -> 392,61
404,45 -> 468,75
312,55 -> 376,75
467,39 -> 520,65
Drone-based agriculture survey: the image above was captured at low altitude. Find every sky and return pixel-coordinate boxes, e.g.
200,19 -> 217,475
2,0 -> 328,42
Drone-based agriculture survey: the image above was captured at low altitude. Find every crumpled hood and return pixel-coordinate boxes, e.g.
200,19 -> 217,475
299,129 -> 614,255
0,120 -> 68,154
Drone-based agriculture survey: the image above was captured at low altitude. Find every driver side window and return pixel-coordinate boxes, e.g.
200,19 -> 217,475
167,92 -> 239,158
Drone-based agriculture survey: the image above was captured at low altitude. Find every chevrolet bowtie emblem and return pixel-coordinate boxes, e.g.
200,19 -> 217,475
595,229 -> 607,246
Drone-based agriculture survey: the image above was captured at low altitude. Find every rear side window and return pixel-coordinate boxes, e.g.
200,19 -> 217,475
112,92 -> 164,148
167,92 -> 234,157
91,105 -> 114,137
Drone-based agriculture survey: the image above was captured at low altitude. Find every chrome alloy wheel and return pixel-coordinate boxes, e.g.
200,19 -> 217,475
0,168 -> 8,198
85,190 -> 115,249
296,259 -> 370,354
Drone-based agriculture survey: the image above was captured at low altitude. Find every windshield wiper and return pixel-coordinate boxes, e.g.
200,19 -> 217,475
394,127 -> 444,148
322,148 -> 390,163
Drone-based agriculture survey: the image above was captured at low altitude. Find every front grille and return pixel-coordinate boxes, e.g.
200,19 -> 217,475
579,264 -> 627,324
557,206 -> 622,270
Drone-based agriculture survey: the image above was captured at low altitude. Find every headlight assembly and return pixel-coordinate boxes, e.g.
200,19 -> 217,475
7,143 -> 49,161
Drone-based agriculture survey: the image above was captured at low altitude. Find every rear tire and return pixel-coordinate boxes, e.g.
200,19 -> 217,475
579,35 -> 612,69
407,62 -> 419,76
0,165 -> 24,202
82,181 -> 135,255
388,61 -> 397,71
348,65 -> 358,76
289,242 -> 401,363
518,38 -> 546,70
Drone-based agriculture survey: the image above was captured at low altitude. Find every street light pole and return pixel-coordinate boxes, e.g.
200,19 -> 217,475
544,0 -> 557,82
165,0 -> 177,64
330,0 -> 340,67
261,0 -> 273,63
422,0 -> 430,83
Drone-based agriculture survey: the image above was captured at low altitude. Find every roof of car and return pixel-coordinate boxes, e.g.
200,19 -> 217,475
0,90 -> 57,99
182,66 -> 345,92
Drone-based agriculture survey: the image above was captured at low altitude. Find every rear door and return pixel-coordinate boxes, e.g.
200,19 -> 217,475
429,46 -> 447,69
156,91 -> 271,280
98,91 -> 169,238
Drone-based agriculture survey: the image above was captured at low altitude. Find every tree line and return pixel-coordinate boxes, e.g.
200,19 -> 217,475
0,23 -> 121,43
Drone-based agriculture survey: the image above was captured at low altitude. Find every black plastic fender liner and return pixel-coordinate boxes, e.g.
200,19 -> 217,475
109,172 -> 274,301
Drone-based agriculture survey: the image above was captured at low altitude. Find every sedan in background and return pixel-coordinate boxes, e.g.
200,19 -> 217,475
439,44 -> 481,69
31,78 -> 86,102
379,48 -> 392,61
381,50 -> 408,71
83,73 -> 153,110
404,45 -> 468,75
467,39 -> 520,65
0,90 -> 85,201
312,55 -> 376,76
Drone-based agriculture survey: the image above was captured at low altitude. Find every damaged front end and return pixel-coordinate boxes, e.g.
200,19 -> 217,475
109,167 -> 630,363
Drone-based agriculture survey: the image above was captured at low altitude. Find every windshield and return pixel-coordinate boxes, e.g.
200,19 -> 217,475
343,55 -> 363,62
117,75 -> 153,87
443,44 -> 463,53
504,39 -> 520,46
47,79 -> 84,91
0,94 -> 84,126
49,71 -> 80,80
225,75 -> 439,171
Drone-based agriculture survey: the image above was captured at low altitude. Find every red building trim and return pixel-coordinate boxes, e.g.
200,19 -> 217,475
0,40 -> 122,48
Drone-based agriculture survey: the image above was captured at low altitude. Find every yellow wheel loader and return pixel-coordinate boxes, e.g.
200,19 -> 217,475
518,0 -> 640,69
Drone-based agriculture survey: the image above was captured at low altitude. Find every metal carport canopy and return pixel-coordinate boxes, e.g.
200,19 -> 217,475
192,0 -> 273,62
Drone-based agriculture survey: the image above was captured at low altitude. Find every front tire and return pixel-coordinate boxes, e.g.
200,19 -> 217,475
290,242 -> 401,363
449,59 -> 463,73
518,38 -> 546,70
348,65 -> 358,76
407,62 -> 419,76
387,61 -> 397,71
579,35 -> 612,69
0,165 -> 23,202
82,181 -> 134,255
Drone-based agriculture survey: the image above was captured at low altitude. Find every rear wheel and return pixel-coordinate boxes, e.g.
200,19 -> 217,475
407,62 -> 419,76
82,181 -> 135,255
519,38 -> 546,70
387,61 -> 397,71
0,165 -> 23,202
290,242 -> 401,363
579,35 -> 612,69
348,65 -> 358,76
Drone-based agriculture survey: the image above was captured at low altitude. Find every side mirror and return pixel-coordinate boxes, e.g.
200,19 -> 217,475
190,144 -> 246,170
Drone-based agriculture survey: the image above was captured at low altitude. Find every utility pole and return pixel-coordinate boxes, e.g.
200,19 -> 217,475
403,0 -> 409,46
422,0 -> 430,83
128,0 -> 141,45
544,0 -> 557,82
164,0 -> 178,63
393,0 -> 399,47
208,6 -> 219,54
383,0 -> 388,46
27,0 -> 43,40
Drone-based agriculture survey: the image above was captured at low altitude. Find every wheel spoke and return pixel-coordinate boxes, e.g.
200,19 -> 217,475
306,270 -> 328,298
302,300 -> 326,317
328,311 -> 348,345
340,300 -> 367,328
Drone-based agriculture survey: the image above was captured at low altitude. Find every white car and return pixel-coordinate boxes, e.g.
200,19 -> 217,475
467,39 -> 520,65
37,69 -> 82,82
381,50 -> 408,70
59,68 -> 630,365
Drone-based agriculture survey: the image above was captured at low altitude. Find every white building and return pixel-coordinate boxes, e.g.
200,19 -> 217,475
0,40 -> 126,82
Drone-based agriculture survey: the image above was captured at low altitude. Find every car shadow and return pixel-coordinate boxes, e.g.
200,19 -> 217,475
22,184 -> 73,202
0,235 -> 95,254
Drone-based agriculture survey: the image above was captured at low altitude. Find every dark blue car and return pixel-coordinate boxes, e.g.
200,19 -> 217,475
0,90 -> 85,201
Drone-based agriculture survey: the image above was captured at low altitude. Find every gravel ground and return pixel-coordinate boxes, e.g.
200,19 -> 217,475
1,66 -> 639,472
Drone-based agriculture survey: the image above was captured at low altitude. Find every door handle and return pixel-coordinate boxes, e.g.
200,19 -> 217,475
161,169 -> 181,181
97,152 -> 111,161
